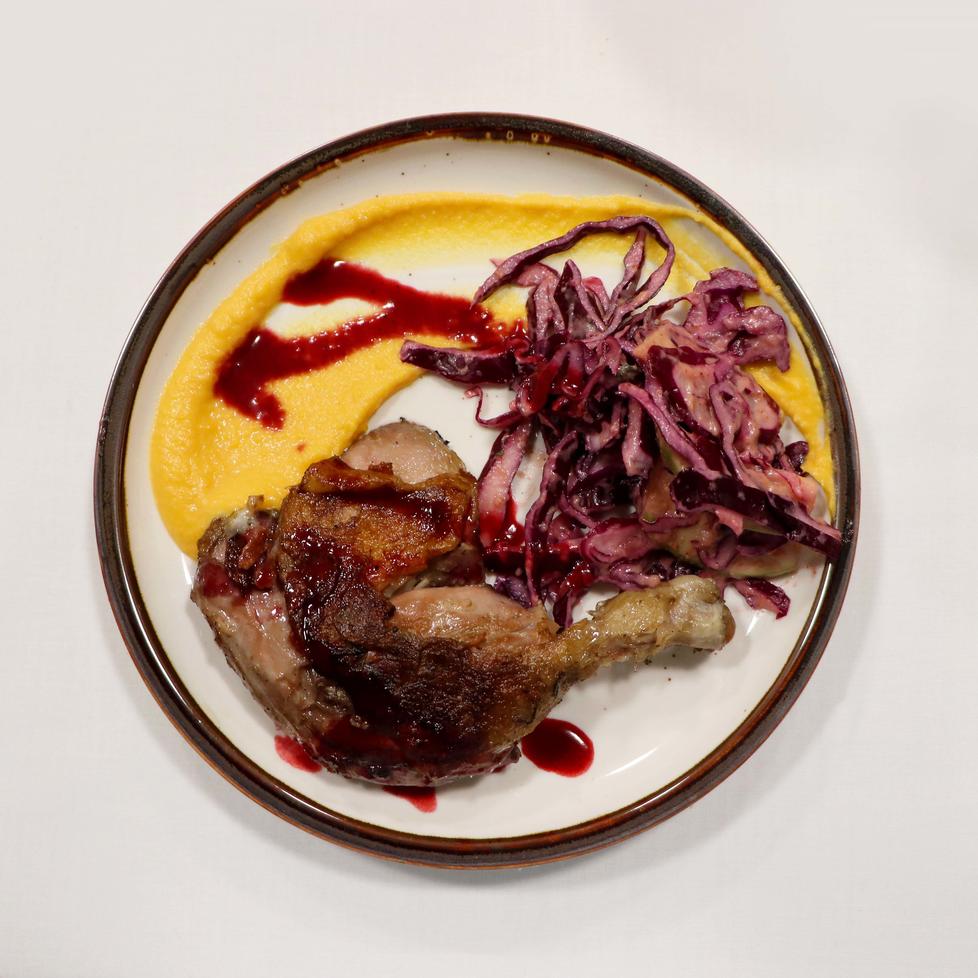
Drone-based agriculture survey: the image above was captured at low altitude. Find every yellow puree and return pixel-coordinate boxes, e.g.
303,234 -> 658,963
151,193 -> 833,556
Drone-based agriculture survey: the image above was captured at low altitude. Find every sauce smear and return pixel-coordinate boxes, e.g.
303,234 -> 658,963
274,733 -> 437,812
521,718 -> 594,777
383,785 -> 438,813
215,258 -> 509,429
274,735 -> 322,773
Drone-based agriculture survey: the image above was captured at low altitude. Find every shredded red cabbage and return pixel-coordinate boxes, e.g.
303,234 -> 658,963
401,218 -> 843,625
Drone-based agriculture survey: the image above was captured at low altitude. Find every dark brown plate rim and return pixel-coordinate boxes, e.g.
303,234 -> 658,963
94,112 -> 859,869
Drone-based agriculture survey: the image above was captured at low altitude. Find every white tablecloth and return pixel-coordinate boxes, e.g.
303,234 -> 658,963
3,1 -> 976,974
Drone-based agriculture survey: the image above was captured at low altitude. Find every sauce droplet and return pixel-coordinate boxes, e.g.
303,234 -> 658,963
274,735 -> 322,773
383,785 -> 438,813
214,258 -> 511,429
521,718 -> 593,777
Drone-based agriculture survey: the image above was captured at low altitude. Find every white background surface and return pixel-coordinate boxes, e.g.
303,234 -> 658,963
3,1 -> 976,974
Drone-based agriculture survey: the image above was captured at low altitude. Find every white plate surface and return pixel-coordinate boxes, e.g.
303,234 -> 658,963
124,134 -> 825,839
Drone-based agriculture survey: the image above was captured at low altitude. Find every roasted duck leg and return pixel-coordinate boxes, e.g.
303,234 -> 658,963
192,423 -> 734,785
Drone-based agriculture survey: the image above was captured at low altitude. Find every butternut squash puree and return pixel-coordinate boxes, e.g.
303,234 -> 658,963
151,193 -> 832,556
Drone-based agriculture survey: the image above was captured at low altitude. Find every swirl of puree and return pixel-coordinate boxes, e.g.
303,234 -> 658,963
150,192 -> 833,556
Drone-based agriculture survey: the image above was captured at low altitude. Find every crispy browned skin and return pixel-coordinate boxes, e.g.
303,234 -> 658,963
279,456 -> 477,594
390,581 -> 735,758
192,507 -> 356,752
337,422 -> 484,594
272,450 -> 527,780
192,422 -> 735,786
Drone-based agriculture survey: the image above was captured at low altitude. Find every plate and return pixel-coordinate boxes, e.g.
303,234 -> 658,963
95,113 -> 858,868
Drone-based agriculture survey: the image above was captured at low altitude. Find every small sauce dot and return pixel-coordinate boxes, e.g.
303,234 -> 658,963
521,718 -> 594,777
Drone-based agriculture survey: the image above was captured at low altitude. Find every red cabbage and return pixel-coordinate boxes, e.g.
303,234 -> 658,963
400,217 -> 844,625
400,340 -> 517,385
476,421 -> 533,561
732,578 -> 791,619
669,469 -> 841,559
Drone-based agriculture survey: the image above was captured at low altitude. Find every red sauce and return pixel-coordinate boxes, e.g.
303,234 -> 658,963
521,718 -> 594,777
273,733 -> 439,811
214,258 -> 509,428
481,498 -> 525,572
383,785 -> 438,813
480,497 -> 524,549
194,561 -> 235,598
272,733 -> 440,812
274,735 -> 322,773
562,558 -> 596,591
314,714 -> 407,774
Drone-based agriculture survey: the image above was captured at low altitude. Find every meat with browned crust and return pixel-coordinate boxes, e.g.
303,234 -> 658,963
192,422 -> 734,785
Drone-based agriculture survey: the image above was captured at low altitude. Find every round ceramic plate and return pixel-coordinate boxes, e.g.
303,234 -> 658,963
95,114 -> 858,868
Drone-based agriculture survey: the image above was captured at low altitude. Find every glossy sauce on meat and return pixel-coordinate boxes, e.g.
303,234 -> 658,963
274,735 -> 322,773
